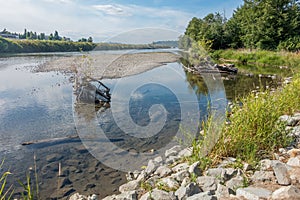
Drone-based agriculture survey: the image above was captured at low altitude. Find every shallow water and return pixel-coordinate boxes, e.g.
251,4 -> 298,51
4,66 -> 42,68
0,52 -> 279,199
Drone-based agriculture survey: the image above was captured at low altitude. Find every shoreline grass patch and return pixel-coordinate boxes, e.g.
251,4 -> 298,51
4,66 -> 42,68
192,75 -> 300,167
211,49 -> 300,75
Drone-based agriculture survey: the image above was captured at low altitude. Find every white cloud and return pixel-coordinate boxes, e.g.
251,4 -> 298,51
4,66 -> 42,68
0,0 -> 193,42
92,4 -> 128,16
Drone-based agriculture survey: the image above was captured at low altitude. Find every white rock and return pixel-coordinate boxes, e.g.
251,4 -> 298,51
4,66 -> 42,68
188,161 -> 201,176
171,170 -> 190,182
153,156 -> 163,164
279,115 -> 298,126
196,176 -> 218,193
145,160 -> 159,175
172,163 -> 189,173
224,168 -> 239,179
205,168 -> 224,179
141,189 -> 176,200
272,162 -> 291,186
215,184 -> 230,198
165,145 -> 182,158
159,177 -> 180,190
69,193 -> 88,200
175,183 -> 202,200
88,194 -> 97,200
287,157 -> 300,167
226,176 -> 244,192
181,177 -> 191,187
236,187 -> 272,200
272,185 -> 300,200
178,147 -> 193,158
260,159 -> 273,171
114,191 -> 137,200
251,171 -> 275,182
155,165 -> 172,177
119,180 -> 140,193
186,191 -> 215,200
136,170 -> 146,182
166,156 -> 180,164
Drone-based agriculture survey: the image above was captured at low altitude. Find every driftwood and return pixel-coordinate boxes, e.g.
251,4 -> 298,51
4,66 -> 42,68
21,135 -> 124,147
21,135 -> 80,146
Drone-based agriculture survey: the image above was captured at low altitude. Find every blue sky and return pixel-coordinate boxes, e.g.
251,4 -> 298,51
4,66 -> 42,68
0,0 -> 243,43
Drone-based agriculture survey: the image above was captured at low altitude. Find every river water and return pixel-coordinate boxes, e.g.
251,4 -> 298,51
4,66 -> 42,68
0,51 -> 279,199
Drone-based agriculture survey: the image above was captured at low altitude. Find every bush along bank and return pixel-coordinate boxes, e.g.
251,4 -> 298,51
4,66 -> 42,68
210,49 -> 300,75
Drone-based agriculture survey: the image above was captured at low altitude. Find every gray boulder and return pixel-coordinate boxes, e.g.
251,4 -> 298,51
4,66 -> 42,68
186,191 -> 216,200
188,161 -> 202,176
271,185 -> 300,200
145,160 -> 159,175
155,165 -> 172,177
172,163 -> 189,173
287,157 -> 300,167
236,187 -> 272,200
178,147 -> 193,158
251,171 -> 275,182
215,184 -> 230,199
272,162 -> 291,186
165,145 -> 182,158
196,176 -> 218,193
166,156 -> 180,165
140,189 -> 176,200
175,183 -> 202,200
171,170 -> 190,182
259,159 -> 273,171
226,176 -> 244,193
119,180 -> 140,193
159,177 -> 180,190
114,191 -> 137,200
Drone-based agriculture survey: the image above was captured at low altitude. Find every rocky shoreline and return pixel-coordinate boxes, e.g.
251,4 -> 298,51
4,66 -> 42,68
69,113 -> 300,200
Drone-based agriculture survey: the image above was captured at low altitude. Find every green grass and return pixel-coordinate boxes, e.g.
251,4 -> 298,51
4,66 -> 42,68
0,160 -> 13,200
192,74 -> 300,167
0,156 -> 39,200
211,49 -> 300,76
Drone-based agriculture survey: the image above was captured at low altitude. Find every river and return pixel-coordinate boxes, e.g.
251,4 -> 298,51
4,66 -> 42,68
0,50 -> 279,199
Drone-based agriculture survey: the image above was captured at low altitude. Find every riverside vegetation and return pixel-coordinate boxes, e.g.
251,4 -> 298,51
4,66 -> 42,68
0,36 -> 172,54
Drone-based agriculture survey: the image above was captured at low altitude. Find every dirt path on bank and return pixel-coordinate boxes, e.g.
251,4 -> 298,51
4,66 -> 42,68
35,52 -> 180,79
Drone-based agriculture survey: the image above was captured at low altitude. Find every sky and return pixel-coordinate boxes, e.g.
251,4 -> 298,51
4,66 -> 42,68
0,0 -> 243,43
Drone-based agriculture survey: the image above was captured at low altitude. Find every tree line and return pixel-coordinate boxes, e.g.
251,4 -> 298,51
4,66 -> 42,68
0,37 -> 172,53
1,28 -> 93,43
180,0 -> 300,51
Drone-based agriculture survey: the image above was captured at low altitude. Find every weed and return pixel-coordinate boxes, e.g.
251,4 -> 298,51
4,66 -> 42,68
0,159 -> 13,200
210,75 -> 300,165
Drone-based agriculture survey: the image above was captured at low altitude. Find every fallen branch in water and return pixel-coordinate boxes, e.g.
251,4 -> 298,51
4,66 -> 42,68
21,135 -> 80,146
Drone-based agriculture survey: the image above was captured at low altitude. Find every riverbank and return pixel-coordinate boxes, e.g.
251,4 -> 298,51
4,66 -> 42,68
211,49 -> 300,76
35,52 -> 180,79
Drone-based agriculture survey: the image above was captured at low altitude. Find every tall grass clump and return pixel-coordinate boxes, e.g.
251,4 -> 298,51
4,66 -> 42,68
210,75 -> 300,165
0,159 -> 13,200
